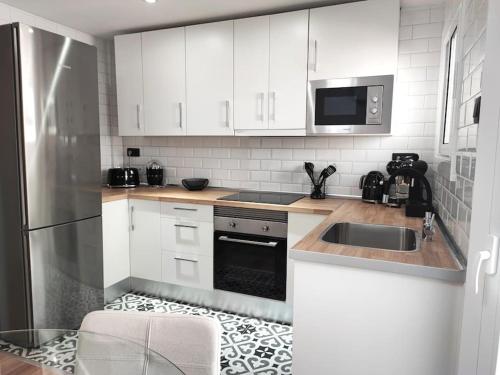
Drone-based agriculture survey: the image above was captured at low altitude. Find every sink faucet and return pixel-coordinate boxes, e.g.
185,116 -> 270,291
422,211 -> 435,241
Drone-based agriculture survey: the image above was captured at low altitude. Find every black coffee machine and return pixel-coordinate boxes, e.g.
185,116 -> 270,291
359,171 -> 385,203
383,153 -> 433,217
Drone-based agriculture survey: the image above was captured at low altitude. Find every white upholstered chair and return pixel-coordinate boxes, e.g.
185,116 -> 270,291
77,310 -> 222,375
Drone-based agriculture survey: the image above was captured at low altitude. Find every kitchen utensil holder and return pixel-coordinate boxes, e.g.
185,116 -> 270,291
310,180 -> 326,199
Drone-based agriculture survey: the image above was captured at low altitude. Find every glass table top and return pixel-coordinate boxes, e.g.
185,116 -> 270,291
0,329 -> 184,375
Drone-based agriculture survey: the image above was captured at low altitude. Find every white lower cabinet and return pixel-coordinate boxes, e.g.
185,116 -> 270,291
162,251 -> 213,290
102,200 -> 130,288
160,202 -> 214,290
129,199 -> 162,281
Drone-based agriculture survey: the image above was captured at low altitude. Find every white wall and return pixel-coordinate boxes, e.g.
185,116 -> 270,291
122,5 -> 445,196
0,2 -> 122,182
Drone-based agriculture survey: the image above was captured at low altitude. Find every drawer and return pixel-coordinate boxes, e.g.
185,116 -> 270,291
162,251 -> 213,290
161,217 -> 213,256
161,202 -> 213,222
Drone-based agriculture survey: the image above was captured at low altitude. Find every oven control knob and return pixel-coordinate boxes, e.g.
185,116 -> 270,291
371,96 -> 379,103
370,108 -> 378,114
229,222 -> 237,228
262,225 -> 270,232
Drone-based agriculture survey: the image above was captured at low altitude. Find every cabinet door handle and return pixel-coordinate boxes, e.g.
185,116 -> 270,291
130,206 -> 135,231
136,104 -> 142,129
178,102 -> 183,128
312,39 -> 318,72
269,92 -> 276,121
225,100 -> 230,127
257,92 -> 264,121
218,236 -> 278,248
174,257 -> 198,263
173,207 -> 197,212
174,224 -> 198,229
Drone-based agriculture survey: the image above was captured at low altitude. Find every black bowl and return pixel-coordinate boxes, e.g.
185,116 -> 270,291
182,178 -> 209,191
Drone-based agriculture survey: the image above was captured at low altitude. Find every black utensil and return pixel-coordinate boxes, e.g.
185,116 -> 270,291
318,165 -> 336,186
304,162 -> 316,184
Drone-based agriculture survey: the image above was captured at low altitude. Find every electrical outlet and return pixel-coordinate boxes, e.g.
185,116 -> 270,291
127,148 -> 140,157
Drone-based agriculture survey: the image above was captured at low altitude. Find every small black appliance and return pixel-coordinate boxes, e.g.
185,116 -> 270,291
146,161 -> 164,186
107,168 -> 140,188
359,171 -> 385,203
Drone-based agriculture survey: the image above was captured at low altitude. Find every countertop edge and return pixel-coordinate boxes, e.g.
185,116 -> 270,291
290,248 -> 466,284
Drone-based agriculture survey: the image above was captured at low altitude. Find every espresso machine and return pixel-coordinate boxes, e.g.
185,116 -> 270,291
383,153 -> 433,217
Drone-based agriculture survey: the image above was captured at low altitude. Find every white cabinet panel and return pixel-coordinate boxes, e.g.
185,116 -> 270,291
186,20 -> 234,135
102,200 -> 130,288
142,27 -> 187,135
129,199 -> 161,281
234,16 -> 270,130
269,10 -> 309,130
161,202 -> 213,222
162,251 -> 213,290
161,217 -> 213,256
115,34 -> 144,136
309,0 -> 399,80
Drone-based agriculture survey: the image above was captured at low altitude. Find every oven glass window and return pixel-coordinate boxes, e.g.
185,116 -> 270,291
315,86 -> 368,125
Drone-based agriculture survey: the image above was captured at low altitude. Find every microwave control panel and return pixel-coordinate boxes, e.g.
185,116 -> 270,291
366,85 -> 384,124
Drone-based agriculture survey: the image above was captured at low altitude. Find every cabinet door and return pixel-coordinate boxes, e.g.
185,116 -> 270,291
129,199 -> 161,281
102,200 -> 131,288
309,0 -> 399,80
234,16 -> 270,130
142,28 -> 187,135
162,251 -> 213,290
186,20 -> 234,135
114,34 -> 145,136
268,10 -> 309,130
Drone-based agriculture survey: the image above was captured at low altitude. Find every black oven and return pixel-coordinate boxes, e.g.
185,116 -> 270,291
307,74 -> 394,135
213,206 -> 287,301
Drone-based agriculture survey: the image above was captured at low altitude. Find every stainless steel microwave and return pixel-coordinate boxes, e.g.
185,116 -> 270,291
306,75 -> 394,135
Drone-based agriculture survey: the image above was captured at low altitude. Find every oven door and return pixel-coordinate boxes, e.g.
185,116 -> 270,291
307,75 -> 393,135
214,231 -> 287,301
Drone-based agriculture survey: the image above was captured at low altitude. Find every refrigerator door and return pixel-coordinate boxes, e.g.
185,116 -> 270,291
28,216 -> 104,330
17,24 -> 101,230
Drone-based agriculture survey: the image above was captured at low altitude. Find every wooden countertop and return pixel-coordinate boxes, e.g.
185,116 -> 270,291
102,186 -> 464,278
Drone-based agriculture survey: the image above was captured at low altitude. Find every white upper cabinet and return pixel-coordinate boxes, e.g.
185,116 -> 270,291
234,16 -> 270,131
142,27 -> 187,135
115,34 -> 144,136
269,10 -> 308,130
309,0 -> 400,80
186,20 -> 234,135
234,11 -> 308,133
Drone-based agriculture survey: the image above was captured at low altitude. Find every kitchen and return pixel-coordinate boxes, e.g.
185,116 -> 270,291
0,0 -> 498,374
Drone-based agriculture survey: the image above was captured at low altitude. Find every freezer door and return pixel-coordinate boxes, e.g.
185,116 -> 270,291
17,24 -> 101,229
28,216 -> 104,329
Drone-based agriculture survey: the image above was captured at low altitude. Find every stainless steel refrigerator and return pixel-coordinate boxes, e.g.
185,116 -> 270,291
0,23 -> 103,331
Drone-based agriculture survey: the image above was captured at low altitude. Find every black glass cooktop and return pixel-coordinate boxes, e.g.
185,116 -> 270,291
218,191 -> 305,205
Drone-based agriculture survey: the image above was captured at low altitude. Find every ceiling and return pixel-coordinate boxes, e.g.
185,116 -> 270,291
2,0 -> 445,37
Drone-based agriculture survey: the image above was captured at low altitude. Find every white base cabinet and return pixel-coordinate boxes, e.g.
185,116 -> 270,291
292,260 -> 463,375
129,199 -> 162,281
102,200 -> 130,288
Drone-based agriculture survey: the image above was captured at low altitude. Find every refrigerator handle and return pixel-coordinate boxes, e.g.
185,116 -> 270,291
130,206 -> 135,231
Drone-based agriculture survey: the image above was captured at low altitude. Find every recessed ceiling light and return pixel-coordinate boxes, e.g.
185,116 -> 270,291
144,0 -> 157,3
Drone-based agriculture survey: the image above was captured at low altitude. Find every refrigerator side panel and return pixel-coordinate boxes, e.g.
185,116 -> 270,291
18,24 -> 102,230
29,217 -> 104,329
0,24 -> 31,331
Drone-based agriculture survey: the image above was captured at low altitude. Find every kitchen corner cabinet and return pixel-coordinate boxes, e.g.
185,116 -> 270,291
142,27 -> 187,136
234,10 -> 308,133
114,34 -> 145,136
186,20 -> 234,135
102,200 -> 130,288
129,199 -> 162,281
308,0 -> 399,80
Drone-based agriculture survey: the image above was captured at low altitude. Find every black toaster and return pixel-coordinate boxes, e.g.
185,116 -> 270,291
108,168 -> 140,188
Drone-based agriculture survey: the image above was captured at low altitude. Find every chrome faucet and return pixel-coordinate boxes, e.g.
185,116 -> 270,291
422,211 -> 435,241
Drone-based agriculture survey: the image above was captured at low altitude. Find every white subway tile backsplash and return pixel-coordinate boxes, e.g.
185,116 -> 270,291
401,8 -> 431,25
316,149 -> 341,161
271,171 -> 293,183
292,149 -> 315,161
410,52 -> 441,67
272,149 -> 293,160
412,22 -> 443,39
399,38 -> 429,54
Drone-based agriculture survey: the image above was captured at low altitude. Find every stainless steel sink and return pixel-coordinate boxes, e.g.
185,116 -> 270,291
321,222 -> 419,251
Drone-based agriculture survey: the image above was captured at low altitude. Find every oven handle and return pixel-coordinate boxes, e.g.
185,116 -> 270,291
218,236 -> 278,248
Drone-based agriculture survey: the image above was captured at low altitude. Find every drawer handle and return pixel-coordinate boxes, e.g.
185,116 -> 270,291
174,224 -> 198,229
174,257 -> 198,263
173,207 -> 198,212
218,236 -> 278,248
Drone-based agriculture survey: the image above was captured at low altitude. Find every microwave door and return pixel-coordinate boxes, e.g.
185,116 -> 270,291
315,86 -> 368,126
